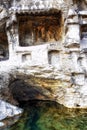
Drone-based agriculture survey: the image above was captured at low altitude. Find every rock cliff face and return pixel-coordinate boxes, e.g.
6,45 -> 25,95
0,0 -> 87,108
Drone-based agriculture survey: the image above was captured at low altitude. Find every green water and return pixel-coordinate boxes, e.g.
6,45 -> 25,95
8,101 -> 87,130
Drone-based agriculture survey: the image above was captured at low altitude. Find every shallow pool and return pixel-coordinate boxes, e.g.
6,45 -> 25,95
7,101 -> 87,130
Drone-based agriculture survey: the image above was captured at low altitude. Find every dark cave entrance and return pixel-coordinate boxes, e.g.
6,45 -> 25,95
0,25 -> 9,61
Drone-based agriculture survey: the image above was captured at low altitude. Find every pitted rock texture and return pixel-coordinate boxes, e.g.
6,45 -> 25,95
0,0 -> 87,108
0,100 -> 22,121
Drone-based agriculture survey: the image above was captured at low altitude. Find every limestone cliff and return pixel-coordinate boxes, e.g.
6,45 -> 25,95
0,0 -> 87,108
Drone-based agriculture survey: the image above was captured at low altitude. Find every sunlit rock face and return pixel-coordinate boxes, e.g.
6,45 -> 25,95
0,0 -> 87,108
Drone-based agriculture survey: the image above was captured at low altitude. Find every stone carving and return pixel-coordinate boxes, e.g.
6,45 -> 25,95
48,50 -> 60,69
0,0 -> 87,111
22,53 -> 31,62
18,12 -> 62,46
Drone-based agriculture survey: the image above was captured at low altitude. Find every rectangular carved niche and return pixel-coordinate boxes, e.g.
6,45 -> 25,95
80,24 -> 87,48
48,50 -> 60,69
22,53 -> 31,62
0,25 -> 9,61
17,11 -> 62,46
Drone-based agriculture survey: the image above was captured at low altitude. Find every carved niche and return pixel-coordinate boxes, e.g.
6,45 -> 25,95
17,11 -> 63,46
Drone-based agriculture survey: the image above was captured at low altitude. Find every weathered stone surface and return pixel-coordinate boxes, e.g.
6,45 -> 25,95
0,122 -> 4,127
0,0 -> 87,121
0,100 -> 22,120
0,6 -> 8,27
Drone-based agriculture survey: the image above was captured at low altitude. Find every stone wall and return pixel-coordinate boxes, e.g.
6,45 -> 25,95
0,0 -> 87,108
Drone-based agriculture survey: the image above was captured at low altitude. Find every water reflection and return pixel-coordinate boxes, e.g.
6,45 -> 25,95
8,101 -> 87,130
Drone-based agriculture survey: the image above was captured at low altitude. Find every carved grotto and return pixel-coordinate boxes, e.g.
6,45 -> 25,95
0,0 -> 87,108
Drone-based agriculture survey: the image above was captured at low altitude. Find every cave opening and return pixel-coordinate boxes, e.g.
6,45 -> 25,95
0,25 -> 9,61
17,11 -> 63,47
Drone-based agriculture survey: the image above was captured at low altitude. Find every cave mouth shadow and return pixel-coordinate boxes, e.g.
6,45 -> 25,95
8,78 -> 53,108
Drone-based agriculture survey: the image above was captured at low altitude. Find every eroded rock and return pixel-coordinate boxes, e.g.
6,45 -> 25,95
0,0 -> 87,115
0,100 -> 22,121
